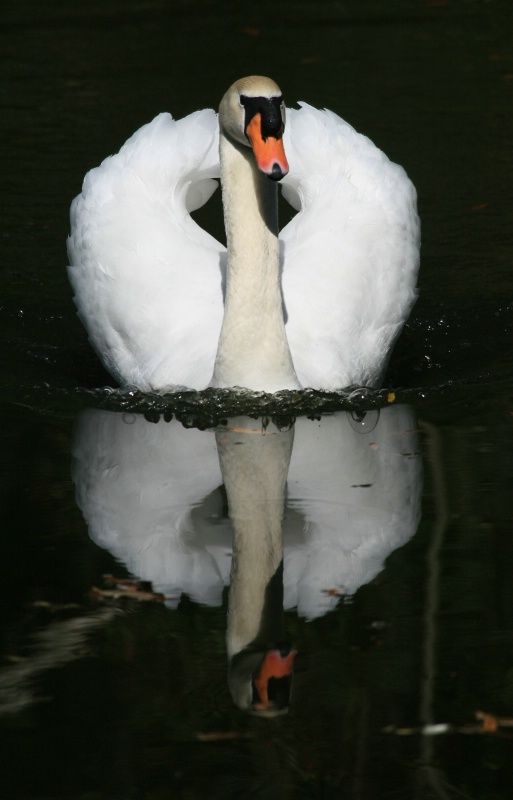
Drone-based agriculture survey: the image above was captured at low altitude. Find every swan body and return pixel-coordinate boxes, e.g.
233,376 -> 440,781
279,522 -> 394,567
67,77 -> 420,392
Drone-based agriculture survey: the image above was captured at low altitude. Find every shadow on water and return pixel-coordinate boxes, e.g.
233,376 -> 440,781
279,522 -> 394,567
1,0 -> 513,796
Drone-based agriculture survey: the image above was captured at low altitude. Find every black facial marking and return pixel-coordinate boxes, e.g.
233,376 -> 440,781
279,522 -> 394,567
240,95 -> 284,140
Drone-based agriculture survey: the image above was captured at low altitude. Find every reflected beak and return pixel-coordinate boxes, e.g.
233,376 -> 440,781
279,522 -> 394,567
246,113 -> 289,181
252,647 -> 297,711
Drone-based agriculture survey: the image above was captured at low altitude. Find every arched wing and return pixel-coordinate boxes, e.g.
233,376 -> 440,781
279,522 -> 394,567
280,104 -> 420,390
67,110 -> 226,390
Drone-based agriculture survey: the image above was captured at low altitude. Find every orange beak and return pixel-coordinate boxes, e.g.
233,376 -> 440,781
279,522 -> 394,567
246,113 -> 289,179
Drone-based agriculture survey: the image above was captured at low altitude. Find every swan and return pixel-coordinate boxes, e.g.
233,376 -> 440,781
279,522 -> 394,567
67,76 -> 420,392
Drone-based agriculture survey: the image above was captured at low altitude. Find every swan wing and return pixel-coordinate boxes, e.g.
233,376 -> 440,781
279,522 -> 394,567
67,110 -> 225,390
281,103 -> 420,390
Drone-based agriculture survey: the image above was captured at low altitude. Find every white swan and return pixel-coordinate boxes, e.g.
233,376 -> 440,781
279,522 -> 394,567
67,76 -> 420,392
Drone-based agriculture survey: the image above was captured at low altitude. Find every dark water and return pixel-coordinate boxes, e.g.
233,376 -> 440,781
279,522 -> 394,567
1,0 -> 513,797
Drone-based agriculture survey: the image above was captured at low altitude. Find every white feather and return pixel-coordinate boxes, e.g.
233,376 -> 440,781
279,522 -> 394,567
281,103 -> 419,388
68,110 -> 225,390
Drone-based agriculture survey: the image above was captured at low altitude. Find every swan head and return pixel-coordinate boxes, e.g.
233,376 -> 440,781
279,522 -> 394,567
219,76 -> 289,181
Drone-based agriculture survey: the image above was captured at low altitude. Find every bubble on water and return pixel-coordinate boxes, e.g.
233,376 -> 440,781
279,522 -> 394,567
347,409 -> 380,434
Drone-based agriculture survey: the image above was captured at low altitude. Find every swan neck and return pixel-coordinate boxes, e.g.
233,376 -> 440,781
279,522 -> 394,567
211,132 -> 300,392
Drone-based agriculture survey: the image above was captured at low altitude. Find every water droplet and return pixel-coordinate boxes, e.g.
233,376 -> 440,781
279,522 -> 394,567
348,387 -> 373,404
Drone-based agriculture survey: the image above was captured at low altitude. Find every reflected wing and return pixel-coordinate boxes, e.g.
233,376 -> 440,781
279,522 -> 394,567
281,104 -> 420,389
284,407 -> 422,618
71,411 -> 226,606
67,111 -> 226,390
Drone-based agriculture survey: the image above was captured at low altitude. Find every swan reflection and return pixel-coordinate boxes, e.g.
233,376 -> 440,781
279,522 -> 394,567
71,406 -> 422,713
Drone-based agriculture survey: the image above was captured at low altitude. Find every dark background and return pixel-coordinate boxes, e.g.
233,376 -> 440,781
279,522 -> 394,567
1,1 -> 513,797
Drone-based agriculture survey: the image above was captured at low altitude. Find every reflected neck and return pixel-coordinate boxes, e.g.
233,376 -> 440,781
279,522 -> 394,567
216,419 -> 294,658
